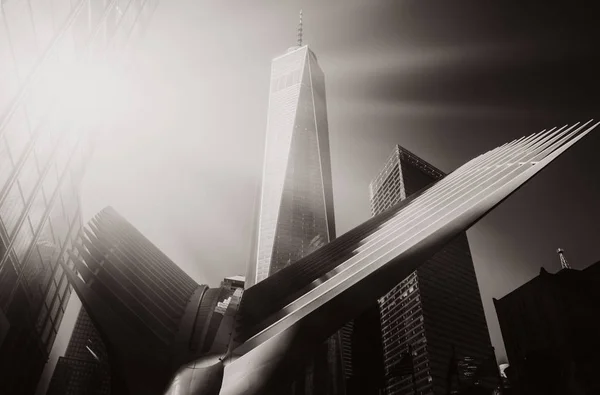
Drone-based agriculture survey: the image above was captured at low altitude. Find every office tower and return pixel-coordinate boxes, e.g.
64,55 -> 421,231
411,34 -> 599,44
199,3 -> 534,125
46,309 -> 110,395
370,146 -> 496,395
0,3 -> 90,393
230,123 -> 595,395
0,1 -> 159,394
247,13 -> 335,288
494,259 -> 600,394
245,13 -> 344,395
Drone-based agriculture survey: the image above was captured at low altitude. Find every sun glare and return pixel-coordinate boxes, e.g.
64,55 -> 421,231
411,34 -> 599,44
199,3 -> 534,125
40,57 -> 130,132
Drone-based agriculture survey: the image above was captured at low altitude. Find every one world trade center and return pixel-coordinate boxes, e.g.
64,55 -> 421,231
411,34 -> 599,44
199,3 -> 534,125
246,11 -> 345,395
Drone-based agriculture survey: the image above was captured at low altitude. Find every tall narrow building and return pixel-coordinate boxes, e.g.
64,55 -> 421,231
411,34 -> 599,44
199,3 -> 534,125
247,12 -> 335,287
46,309 -> 111,395
245,12 -> 344,395
371,146 -> 496,395
0,3 -> 92,393
0,1 -> 160,393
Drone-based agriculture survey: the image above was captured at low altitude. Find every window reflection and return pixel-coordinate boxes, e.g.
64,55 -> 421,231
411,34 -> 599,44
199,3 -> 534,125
22,248 -> 46,306
13,222 -> 34,263
0,184 -> 25,235
1,0 -> 158,386
18,153 -> 39,203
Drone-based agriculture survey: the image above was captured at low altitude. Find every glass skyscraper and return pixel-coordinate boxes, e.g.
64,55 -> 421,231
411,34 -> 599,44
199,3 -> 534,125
245,19 -> 344,394
247,42 -> 335,287
46,309 -> 111,395
371,146 -> 496,395
0,1 -> 158,393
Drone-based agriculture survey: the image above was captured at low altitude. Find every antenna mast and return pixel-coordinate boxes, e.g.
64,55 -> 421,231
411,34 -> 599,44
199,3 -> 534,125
557,248 -> 571,269
297,10 -> 303,46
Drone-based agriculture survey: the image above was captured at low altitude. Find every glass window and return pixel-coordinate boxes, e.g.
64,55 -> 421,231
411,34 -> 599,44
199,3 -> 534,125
37,239 -> 58,291
54,264 -> 64,285
13,222 -> 34,264
23,247 -> 49,308
62,237 -> 73,262
17,153 -> 40,203
22,245 -> 43,284
45,275 -> 56,297
0,262 -> 18,310
49,296 -> 60,321
49,201 -> 68,247
0,138 -> 14,189
0,183 -> 25,235
36,302 -> 48,330
41,316 -> 52,343
58,275 -> 68,298
46,329 -> 57,352
3,0 -> 40,80
64,284 -> 72,301
54,307 -> 65,330
4,107 -> 31,165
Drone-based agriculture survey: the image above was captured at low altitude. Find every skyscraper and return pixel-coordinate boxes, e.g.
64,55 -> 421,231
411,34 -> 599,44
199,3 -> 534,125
0,1 -> 159,394
247,13 -> 335,287
371,146 -> 496,395
245,12 -> 343,395
46,309 -> 111,395
494,259 -> 600,394
1,5 -> 90,394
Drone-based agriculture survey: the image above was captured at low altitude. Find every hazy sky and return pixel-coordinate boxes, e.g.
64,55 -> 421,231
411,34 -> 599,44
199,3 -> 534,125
80,0 -> 600,363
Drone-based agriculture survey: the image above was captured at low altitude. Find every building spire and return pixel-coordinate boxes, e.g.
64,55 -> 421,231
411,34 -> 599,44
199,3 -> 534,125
297,9 -> 303,47
557,248 -> 571,269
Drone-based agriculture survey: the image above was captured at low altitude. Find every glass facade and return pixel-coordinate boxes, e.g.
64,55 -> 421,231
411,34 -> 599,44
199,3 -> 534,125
252,45 -> 336,286
0,0 -> 158,393
371,146 -> 496,395
46,309 -> 111,395
249,44 -> 343,395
